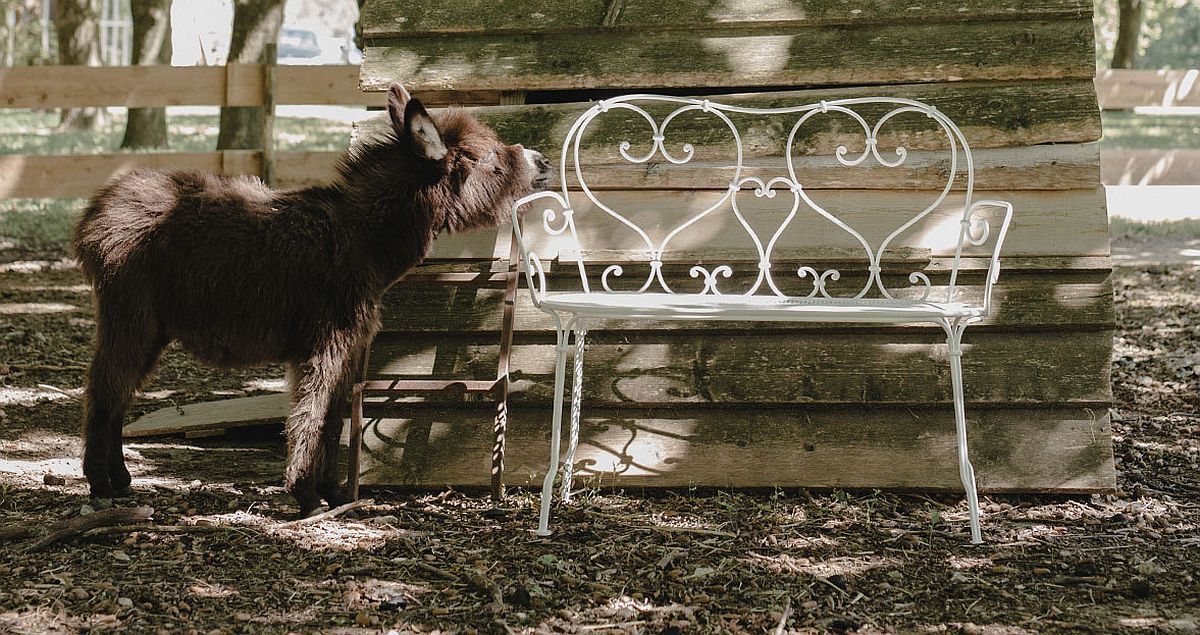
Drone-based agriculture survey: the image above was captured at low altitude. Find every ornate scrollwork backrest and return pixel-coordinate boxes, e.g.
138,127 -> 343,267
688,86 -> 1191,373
512,94 -> 1010,309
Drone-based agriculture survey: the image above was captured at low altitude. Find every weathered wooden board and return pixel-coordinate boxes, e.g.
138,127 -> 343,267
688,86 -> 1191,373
355,81 -> 1103,159
0,64 -> 496,109
367,330 -> 1112,406
124,393 -> 290,438
354,405 -> 1115,493
362,18 -> 1094,92
362,0 -> 1092,37
378,270 -> 1115,334
514,188 -> 1110,260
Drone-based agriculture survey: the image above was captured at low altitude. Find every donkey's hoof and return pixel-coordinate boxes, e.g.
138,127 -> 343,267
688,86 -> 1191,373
112,486 -> 133,499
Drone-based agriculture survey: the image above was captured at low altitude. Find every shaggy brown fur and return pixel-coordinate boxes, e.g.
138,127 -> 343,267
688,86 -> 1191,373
73,84 -> 550,514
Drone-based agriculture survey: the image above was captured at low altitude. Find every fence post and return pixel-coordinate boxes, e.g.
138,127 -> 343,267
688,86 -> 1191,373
261,43 -> 277,186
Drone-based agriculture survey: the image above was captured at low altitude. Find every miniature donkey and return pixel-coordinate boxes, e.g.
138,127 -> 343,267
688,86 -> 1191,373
74,83 -> 551,515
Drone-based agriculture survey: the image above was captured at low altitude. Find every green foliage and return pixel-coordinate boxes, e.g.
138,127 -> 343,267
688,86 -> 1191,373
1101,111 -> 1200,150
1095,0 -> 1200,68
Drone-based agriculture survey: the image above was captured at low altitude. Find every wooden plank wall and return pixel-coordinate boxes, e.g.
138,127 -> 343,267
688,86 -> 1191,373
355,0 -> 1115,492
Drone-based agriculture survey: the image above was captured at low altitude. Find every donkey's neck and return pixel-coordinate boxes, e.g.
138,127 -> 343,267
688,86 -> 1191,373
328,178 -> 442,285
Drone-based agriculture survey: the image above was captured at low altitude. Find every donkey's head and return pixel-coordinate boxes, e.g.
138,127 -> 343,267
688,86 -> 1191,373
382,83 -> 551,235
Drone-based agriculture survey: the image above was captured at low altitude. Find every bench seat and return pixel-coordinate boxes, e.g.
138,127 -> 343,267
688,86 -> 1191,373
539,293 -> 986,323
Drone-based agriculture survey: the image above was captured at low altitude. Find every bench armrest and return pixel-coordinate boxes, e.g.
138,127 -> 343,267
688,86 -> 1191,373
512,190 -> 573,308
961,199 -> 1014,315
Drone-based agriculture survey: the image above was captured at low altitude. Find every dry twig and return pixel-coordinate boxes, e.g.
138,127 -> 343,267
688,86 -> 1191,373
26,506 -> 154,552
271,499 -> 371,529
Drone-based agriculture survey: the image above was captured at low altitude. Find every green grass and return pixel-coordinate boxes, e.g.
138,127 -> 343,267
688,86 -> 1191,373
0,198 -> 81,251
1100,111 -> 1200,151
1111,216 -> 1200,241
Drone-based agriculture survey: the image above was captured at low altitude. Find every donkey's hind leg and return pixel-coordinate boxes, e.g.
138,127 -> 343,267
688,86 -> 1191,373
83,297 -> 165,500
315,380 -> 353,508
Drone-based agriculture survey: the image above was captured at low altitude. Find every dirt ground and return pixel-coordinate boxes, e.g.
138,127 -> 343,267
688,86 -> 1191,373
0,238 -> 1197,634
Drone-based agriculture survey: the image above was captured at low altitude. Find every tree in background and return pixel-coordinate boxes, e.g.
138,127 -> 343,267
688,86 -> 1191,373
1096,0 -> 1200,69
217,0 -> 285,150
120,0 -> 172,149
54,0 -> 105,130
1112,0 -> 1144,68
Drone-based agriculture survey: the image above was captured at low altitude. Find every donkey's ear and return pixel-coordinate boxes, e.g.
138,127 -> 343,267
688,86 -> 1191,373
386,83 -> 411,134
403,98 -> 448,161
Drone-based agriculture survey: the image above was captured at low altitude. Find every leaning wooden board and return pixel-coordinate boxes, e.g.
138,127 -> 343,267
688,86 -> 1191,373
357,0 -> 1115,492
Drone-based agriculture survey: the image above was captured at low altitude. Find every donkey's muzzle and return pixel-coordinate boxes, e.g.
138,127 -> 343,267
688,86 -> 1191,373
525,149 -> 552,190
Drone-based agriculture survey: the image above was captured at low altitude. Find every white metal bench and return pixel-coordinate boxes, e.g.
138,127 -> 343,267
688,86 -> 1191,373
512,95 -> 1014,544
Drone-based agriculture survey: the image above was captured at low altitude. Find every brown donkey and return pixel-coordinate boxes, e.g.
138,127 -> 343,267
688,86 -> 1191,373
74,84 -> 551,515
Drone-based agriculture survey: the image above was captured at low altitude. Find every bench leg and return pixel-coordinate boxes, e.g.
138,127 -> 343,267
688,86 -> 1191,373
947,325 -> 983,544
536,320 -> 572,537
562,322 -> 587,503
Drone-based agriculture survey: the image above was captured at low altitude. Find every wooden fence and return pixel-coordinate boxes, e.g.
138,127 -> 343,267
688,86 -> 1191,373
0,65 -> 1196,199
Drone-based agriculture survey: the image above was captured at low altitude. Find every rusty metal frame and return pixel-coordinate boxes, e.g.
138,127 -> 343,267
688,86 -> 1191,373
345,230 -> 521,502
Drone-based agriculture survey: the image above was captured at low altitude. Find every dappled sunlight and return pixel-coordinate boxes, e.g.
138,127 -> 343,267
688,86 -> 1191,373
243,377 -> 288,393
0,385 -> 81,406
0,257 -> 78,273
702,35 -> 795,77
0,302 -> 80,315
946,555 -> 994,571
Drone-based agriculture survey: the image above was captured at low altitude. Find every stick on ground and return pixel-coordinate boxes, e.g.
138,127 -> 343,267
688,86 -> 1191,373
26,506 -> 154,552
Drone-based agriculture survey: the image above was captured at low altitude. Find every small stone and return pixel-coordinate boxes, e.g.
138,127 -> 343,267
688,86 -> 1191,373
111,550 -> 131,562
43,473 -> 66,486
1033,567 -> 1052,576
80,504 -> 95,516
802,600 -> 819,610
70,587 -> 89,600
234,612 -> 252,622
116,597 -> 133,608
432,607 -> 450,616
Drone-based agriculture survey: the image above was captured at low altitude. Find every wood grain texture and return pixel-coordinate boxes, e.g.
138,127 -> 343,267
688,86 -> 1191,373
353,404 -> 1115,493
367,330 -> 1113,406
0,64 -> 496,109
354,81 -> 1103,160
124,394 -> 290,438
362,0 -> 1092,37
377,271 -> 1115,334
513,188 -> 1110,261
361,19 -> 1094,92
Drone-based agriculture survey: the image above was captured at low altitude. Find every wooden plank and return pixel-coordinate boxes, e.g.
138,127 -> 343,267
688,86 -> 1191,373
556,144 -> 1102,192
1100,149 -> 1200,186
355,81 -> 1103,161
378,270 -> 1115,335
1095,69 -> 1200,109
0,64 -> 492,109
368,330 -> 1113,406
124,393 -> 289,438
0,65 -> 227,108
361,18 -> 1095,93
362,0 -> 1093,37
512,188 -> 1110,260
0,150 -> 345,199
354,404 -> 1115,493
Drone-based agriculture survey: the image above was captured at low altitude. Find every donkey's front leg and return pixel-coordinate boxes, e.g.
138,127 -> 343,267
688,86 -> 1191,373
284,341 -> 351,516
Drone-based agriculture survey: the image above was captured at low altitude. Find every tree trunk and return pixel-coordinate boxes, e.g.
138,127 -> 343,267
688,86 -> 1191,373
1112,0 -> 1143,69
120,0 -> 173,149
216,0 -> 285,151
54,0 -> 105,130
